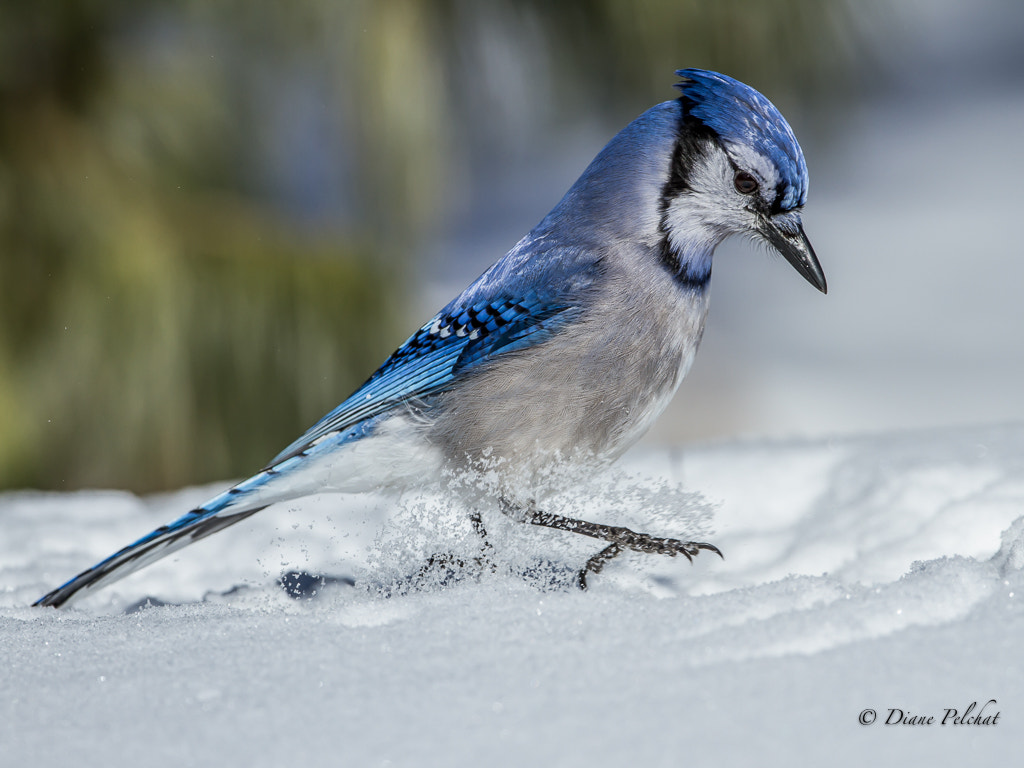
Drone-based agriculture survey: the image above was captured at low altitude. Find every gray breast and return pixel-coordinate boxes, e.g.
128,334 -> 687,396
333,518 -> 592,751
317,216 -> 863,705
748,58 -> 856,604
426,258 -> 709,489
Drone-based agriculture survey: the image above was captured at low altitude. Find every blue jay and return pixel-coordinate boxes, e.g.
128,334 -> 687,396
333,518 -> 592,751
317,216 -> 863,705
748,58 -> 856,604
36,69 -> 825,608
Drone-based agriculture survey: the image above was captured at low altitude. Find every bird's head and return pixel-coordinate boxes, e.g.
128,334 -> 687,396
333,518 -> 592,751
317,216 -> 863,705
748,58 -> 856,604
662,69 -> 826,293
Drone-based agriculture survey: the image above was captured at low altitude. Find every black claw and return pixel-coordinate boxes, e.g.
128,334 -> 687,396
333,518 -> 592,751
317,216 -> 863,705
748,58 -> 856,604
694,542 -> 724,560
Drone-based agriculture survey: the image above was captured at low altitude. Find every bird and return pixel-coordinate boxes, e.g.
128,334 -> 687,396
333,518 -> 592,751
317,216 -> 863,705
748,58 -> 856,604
35,68 -> 826,608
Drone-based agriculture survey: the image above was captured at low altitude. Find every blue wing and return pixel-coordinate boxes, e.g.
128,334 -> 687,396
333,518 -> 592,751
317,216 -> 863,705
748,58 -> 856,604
269,243 -> 604,466
270,291 -> 579,465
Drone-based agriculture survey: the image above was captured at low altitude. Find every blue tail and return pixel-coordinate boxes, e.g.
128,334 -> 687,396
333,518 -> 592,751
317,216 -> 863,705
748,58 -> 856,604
34,486 -> 269,608
34,419 -> 384,608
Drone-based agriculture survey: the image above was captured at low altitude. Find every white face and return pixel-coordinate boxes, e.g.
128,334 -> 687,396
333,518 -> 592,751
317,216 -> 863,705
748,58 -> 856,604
661,138 -> 794,259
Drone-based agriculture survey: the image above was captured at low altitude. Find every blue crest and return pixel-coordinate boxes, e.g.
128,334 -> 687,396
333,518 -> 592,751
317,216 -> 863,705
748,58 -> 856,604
674,69 -> 807,210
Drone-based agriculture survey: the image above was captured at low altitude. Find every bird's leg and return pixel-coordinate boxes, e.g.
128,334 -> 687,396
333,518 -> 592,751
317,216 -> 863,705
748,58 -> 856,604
469,511 -> 494,554
503,501 -> 722,589
468,511 -> 498,573
417,511 -> 497,585
528,508 -> 723,560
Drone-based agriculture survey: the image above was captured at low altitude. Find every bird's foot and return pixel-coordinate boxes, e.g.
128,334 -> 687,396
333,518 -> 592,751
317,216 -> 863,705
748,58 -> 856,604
574,537 -> 722,589
414,551 -> 497,590
607,529 -> 723,562
517,506 -> 722,589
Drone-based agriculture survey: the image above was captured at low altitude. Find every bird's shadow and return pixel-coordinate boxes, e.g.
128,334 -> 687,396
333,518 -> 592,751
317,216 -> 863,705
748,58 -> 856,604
120,556 -> 580,614
121,571 -> 357,614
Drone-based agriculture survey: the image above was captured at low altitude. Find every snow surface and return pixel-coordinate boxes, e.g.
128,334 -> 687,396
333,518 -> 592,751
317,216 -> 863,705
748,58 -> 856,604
4,423 -> 1023,766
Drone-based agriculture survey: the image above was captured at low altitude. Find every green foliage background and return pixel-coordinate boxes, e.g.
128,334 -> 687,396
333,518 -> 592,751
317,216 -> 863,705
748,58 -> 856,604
0,0 -> 868,491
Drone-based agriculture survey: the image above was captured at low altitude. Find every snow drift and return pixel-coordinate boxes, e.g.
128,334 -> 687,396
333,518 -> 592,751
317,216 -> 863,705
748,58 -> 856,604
3,423 -> 1022,766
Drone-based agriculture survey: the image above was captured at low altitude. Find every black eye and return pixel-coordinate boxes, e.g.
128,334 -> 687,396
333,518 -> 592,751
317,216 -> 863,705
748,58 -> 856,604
734,171 -> 759,195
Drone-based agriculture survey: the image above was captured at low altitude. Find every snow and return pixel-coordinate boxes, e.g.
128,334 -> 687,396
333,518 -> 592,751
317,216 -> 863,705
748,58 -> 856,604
4,423 -> 1023,766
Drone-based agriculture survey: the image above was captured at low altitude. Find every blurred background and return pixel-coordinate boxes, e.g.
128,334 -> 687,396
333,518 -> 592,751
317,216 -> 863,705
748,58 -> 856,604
0,0 -> 1021,492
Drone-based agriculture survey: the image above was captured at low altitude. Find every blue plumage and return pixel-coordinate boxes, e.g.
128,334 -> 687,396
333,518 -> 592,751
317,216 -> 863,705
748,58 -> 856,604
269,290 -> 582,466
675,68 -> 808,210
35,69 -> 825,607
